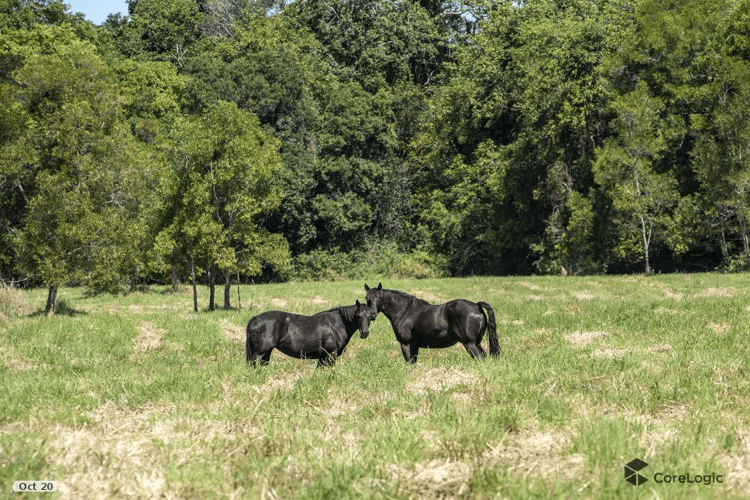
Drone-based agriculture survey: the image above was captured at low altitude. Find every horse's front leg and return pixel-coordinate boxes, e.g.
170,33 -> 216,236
400,343 -> 419,364
317,350 -> 336,368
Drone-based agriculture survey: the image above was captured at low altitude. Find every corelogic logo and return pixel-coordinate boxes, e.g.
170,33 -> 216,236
624,458 -> 724,487
625,458 -> 649,486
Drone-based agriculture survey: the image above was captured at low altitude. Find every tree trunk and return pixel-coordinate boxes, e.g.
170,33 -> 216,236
223,272 -> 231,310
720,226 -> 730,268
236,271 -> 241,310
208,265 -> 216,311
191,258 -> 198,312
45,285 -> 58,315
171,267 -> 180,293
740,216 -> 750,269
639,215 -> 651,274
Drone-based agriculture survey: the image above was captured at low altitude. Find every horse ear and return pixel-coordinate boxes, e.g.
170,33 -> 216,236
356,299 -> 361,306
364,284 -> 370,291
377,282 -> 382,290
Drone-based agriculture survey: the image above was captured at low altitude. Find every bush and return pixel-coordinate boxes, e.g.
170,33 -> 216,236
281,242 -> 449,281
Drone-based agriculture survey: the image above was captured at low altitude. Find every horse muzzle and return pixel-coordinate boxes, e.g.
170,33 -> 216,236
360,330 -> 369,339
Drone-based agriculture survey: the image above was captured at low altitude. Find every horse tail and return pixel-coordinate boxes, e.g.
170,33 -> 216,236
477,302 -> 500,357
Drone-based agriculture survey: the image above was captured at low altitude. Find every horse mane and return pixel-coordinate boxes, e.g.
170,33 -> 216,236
384,289 -> 431,308
314,305 -> 350,316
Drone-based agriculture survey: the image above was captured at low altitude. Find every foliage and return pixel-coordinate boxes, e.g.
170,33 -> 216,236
1,27 -> 156,309
281,241 -> 449,281
150,101 -> 289,309
7,0 -> 750,285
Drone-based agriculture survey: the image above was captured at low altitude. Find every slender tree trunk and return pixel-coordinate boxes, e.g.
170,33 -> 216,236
171,267 -> 180,293
191,258 -> 198,313
740,216 -> 750,269
208,265 -> 216,311
639,215 -> 651,274
223,272 -> 231,310
236,271 -> 241,310
720,226 -> 730,268
45,285 -> 58,315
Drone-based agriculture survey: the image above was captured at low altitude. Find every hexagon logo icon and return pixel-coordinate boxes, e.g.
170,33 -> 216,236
625,458 -> 649,486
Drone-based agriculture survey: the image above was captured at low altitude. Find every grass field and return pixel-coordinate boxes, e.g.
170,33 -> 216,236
1,274 -> 749,499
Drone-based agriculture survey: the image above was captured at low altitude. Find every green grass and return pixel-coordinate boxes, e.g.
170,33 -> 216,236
1,274 -> 749,498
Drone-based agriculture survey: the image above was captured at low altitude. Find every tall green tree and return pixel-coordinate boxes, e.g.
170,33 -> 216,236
0,0 -> 69,30
593,82 -> 684,273
1,27 -> 155,310
183,11 -> 413,259
411,0 -> 631,274
151,101 -> 289,311
105,0 -> 205,67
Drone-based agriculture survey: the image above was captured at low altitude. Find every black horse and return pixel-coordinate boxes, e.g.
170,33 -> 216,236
364,283 -> 500,363
246,300 -> 376,367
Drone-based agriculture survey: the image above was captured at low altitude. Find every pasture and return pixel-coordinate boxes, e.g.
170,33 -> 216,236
1,274 -> 749,499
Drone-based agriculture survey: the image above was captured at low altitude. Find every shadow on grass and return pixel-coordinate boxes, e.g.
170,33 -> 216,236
29,299 -> 88,318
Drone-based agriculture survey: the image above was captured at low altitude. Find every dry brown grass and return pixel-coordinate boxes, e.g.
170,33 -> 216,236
0,283 -> 33,317
411,290 -> 446,304
40,401 -> 268,499
564,331 -> 611,347
370,428 -> 587,499
709,322 -> 731,335
375,459 -> 473,499
516,281 -> 542,291
592,344 -> 671,359
0,345 -> 42,372
484,430 -> 586,483
572,291 -> 595,301
695,287 -> 736,298
404,367 -> 480,396
133,322 -> 163,352
220,319 -> 245,343
310,295 -> 330,306
651,282 -> 684,300
270,298 -> 288,308
654,307 -> 680,315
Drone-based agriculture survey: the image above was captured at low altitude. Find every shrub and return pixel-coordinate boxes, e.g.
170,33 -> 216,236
281,243 -> 449,281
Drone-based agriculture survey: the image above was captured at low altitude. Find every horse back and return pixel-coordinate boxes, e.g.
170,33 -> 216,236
444,299 -> 487,328
247,310 -> 290,343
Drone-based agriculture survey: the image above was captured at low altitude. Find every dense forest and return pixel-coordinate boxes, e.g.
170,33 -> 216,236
3,0 -> 750,310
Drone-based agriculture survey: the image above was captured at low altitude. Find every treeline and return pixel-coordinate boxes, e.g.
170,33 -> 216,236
2,0 -> 750,309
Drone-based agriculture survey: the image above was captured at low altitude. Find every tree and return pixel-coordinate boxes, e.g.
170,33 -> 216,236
183,11 -> 413,258
151,101 -> 289,311
1,27 -> 156,310
409,0 -> 631,274
105,0 -> 205,67
0,0 -> 69,30
593,82 -> 683,273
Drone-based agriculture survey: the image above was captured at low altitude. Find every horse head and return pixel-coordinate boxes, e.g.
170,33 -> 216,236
364,282 -> 383,312
355,299 -> 376,338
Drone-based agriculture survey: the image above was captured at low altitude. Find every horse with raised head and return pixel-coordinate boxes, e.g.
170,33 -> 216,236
246,300 -> 376,367
364,283 -> 499,363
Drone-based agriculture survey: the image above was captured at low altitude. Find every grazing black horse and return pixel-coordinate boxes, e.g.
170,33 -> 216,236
246,300 -> 376,367
364,283 -> 500,363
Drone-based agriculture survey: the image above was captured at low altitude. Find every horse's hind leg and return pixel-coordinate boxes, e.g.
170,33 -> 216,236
463,342 -> 486,359
248,349 -> 271,367
400,343 -> 419,364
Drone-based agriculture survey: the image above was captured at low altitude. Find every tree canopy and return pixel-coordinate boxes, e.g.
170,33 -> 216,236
4,0 -> 750,306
